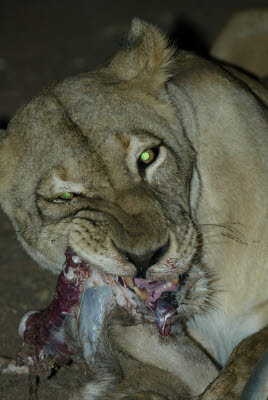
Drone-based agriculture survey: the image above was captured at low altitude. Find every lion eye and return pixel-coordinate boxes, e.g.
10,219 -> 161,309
59,192 -> 74,200
140,149 -> 156,165
52,192 -> 76,203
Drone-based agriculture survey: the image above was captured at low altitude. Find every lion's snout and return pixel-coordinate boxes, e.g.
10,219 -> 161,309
115,240 -> 170,279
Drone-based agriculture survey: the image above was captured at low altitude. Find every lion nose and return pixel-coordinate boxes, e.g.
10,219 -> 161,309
124,242 -> 169,279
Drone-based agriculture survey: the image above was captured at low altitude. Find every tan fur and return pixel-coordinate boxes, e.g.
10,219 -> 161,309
211,8 -> 268,78
0,9 -> 268,399
71,321 -> 218,400
198,327 -> 268,399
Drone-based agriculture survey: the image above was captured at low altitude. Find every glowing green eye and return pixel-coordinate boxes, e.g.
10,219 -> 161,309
59,192 -> 73,200
140,149 -> 155,164
141,152 -> 150,161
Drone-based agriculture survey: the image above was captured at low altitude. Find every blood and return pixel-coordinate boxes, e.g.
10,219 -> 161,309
16,248 -> 91,375
16,247 -> 181,400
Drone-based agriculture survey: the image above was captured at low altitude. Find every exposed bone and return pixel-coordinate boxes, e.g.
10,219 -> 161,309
19,311 -> 40,339
2,362 -> 29,375
72,255 -> 82,264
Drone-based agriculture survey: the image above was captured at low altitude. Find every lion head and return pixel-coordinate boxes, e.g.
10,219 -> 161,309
3,18 -> 266,329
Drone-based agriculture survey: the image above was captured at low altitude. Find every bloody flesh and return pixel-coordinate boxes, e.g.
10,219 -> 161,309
17,249 -> 181,377
17,248 -> 91,374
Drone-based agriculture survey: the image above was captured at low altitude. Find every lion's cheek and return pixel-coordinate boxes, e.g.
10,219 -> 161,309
69,221 -> 136,276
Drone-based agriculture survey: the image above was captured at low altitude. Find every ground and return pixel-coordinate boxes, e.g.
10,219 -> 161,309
0,1 -> 267,399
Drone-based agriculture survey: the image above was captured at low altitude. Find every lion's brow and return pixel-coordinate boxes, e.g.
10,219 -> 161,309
115,133 -> 130,149
51,91 -> 89,142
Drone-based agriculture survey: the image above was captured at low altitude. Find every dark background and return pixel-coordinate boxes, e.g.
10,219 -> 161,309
0,1 -> 267,398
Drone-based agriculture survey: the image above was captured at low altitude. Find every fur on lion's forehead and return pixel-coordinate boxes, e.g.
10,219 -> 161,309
8,82 -> 176,151
52,82 -> 176,136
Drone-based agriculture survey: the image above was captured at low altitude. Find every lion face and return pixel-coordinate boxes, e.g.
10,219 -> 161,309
8,82 -> 198,277
0,19 -> 211,321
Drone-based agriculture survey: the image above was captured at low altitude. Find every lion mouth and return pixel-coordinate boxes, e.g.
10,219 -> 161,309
117,274 -> 188,335
66,247 -> 190,336
64,247 -> 190,335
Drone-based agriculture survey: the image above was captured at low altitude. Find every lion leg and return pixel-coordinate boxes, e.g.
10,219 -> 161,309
106,364 -> 194,400
198,326 -> 268,400
72,356 -> 193,400
124,395 -> 163,400
110,323 -> 218,397
70,322 -> 204,400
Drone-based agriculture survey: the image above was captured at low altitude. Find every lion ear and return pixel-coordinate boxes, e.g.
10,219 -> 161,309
107,18 -> 175,92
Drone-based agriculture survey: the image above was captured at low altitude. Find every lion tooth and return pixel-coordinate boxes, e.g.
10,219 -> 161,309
133,286 -> 142,298
124,276 -> 134,289
141,288 -> 148,300
171,277 -> 179,285
133,286 -> 148,301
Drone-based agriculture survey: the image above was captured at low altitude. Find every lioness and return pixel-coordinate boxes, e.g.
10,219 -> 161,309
0,8 -> 267,399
